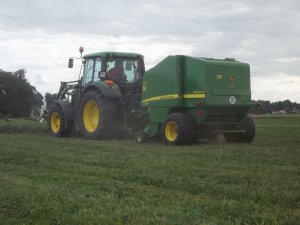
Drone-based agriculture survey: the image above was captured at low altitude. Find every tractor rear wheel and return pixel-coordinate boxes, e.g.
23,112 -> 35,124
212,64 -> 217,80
78,89 -> 117,139
48,104 -> 72,137
162,113 -> 196,145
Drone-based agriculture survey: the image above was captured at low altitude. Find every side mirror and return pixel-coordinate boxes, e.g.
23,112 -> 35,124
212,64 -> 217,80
68,58 -> 74,68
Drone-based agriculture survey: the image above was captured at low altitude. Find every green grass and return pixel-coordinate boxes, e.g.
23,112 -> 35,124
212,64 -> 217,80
0,118 -> 46,133
0,115 -> 299,225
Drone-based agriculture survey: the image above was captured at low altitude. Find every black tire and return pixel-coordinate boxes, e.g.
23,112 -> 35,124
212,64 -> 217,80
48,104 -> 72,137
239,115 -> 255,143
78,89 -> 117,139
161,113 -> 196,145
223,115 -> 255,143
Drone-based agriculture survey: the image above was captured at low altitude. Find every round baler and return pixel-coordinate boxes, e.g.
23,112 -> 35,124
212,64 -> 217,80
139,55 -> 255,145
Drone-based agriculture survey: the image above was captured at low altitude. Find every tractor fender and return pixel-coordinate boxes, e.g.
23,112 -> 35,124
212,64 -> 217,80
82,83 -> 122,99
53,100 -> 75,130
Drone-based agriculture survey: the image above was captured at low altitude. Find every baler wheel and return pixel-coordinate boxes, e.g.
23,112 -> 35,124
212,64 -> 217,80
162,113 -> 196,145
78,89 -> 117,139
48,104 -> 72,137
239,115 -> 256,143
223,115 -> 255,143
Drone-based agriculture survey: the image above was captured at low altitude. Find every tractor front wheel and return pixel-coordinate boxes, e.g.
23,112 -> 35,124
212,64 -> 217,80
162,113 -> 196,145
48,104 -> 72,137
78,89 -> 117,139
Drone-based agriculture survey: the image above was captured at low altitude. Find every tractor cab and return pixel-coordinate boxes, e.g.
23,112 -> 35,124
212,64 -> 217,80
79,52 -> 145,87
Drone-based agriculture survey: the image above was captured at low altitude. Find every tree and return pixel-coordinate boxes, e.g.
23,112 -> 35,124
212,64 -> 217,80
0,69 -> 43,117
45,92 -> 58,110
15,69 -> 26,80
34,92 -> 44,108
249,99 -> 300,114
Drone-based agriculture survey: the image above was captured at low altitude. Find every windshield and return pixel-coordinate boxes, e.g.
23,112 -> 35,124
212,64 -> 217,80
82,57 -> 102,86
106,58 -> 142,83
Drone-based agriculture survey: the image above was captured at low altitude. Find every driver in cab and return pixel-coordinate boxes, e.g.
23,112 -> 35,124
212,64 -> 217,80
106,60 -> 127,82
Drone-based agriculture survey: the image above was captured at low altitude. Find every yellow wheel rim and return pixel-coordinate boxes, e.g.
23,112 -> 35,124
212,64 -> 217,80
83,100 -> 99,132
51,112 -> 60,133
165,121 -> 178,142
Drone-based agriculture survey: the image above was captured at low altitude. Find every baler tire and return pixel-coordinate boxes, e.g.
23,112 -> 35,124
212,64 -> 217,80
162,113 -> 196,145
223,115 -> 255,143
48,104 -> 72,137
78,89 -> 117,139
239,115 -> 256,143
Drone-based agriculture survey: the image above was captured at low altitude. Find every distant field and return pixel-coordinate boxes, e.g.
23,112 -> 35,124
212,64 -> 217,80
0,118 -> 46,133
0,115 -> 299,225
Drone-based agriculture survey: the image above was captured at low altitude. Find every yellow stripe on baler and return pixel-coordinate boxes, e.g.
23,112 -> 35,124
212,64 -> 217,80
142,93 -> 205,103
183,93 -> 206,99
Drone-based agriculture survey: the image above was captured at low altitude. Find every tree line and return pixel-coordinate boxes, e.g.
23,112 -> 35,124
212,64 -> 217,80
1,68 -> 299,118
250,100 -> 300,114
0,69 -> 43,117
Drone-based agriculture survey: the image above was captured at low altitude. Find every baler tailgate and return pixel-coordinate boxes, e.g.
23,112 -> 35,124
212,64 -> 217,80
208,62 -> 250,98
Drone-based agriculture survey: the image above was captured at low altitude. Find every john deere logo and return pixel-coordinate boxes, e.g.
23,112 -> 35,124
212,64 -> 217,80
230,75 -> 235,81
229,96 -> 236,104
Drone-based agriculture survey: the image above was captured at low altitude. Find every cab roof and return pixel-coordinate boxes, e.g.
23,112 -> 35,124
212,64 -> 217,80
83,51 -> 143,59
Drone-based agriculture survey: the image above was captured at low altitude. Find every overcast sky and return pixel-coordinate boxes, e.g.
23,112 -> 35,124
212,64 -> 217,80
0,0 -> 299,102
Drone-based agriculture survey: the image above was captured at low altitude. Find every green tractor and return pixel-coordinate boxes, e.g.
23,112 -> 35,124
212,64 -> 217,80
48,48 -> 255,145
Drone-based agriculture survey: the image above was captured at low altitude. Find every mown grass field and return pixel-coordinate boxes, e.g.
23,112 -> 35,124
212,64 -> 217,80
0,115 -> 299,225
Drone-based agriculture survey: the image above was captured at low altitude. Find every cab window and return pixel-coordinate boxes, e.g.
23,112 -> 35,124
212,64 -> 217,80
124,60 -> 140,83
106,58 -> 142,84
94,58 -> 102,82
83,59 -> 94,85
